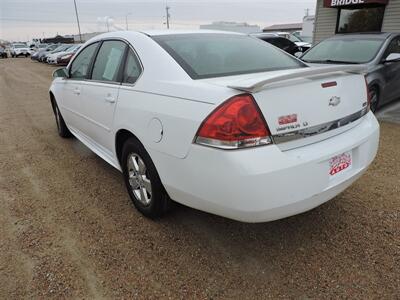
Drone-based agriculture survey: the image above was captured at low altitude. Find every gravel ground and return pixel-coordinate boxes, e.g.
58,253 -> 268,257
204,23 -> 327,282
0,58 -> 399,299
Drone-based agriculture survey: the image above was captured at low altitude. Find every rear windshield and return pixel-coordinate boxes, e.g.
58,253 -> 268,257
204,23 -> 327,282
153,34 -> 305,79
301,38 -> 385,64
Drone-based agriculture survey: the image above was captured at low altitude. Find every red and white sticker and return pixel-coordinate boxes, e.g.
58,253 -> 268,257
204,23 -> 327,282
329,152 -> 352,177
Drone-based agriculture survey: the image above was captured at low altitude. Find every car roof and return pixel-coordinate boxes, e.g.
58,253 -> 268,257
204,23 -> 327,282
265,31 -> 290,35
140,29 -> 244,36
328,32 -> 396,40
85,30 -> 246,46
251,33 -> 278,37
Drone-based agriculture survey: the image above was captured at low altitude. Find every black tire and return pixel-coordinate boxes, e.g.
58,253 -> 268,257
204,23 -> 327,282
369,86 -> 380,113
121,137 -> 171,218
52,100 -> 72,138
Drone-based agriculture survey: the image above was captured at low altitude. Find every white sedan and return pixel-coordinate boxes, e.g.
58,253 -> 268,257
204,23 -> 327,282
50,30 -> 379,223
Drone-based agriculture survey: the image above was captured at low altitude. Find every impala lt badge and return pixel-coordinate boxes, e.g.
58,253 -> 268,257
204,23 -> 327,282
329,96 -> 341,107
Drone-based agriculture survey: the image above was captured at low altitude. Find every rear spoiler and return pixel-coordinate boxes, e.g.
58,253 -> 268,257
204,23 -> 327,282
227,65 -> 368,93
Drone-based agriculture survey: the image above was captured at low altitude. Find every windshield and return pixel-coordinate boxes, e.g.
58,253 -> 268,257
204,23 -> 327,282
302,38 -> 384,64
14,44 -> 26,48
48,45 -> 58,51
153,34 -> 305,79
299,36 -> 312,43
288,34 -> 302,43
67,45 -> 81,52
51,45 -> 71,53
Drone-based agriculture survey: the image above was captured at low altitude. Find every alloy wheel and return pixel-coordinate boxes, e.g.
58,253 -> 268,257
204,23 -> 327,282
127,153 -> 152,206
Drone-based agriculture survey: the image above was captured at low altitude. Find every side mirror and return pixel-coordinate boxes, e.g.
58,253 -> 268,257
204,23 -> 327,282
53,67 -> 68,79
383,53 -> 400,63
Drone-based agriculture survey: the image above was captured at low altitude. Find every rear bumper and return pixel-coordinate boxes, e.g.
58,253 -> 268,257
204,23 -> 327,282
151,112 -> 380,223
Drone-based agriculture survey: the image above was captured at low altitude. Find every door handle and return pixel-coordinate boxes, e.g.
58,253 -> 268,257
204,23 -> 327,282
105,95 -> 116,104
73,88 -> 81,95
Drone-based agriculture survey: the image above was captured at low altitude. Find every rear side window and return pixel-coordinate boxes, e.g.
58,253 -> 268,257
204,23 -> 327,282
263,37 -> 286,48
122,50 -> 142,84
277,38 -> 293,49
70,42 -> 99,79
153,34 -> 304,79
91,41 -> 126,82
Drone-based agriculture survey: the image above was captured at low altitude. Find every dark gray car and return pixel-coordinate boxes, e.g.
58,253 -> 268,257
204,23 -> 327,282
300,33 -> 400,111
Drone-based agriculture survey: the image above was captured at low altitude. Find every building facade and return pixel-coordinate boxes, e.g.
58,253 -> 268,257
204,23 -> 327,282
263,23 -> 303,33
302,15 -> 316,37
314,0 -> 400,43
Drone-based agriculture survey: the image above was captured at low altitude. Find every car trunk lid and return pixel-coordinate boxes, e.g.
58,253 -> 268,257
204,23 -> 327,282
205,66 -> 369,150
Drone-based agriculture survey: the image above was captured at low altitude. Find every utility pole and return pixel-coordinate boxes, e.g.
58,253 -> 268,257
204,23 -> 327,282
165,4 -> 170,29
125,13 -> 131,30
73,0 -> 82,42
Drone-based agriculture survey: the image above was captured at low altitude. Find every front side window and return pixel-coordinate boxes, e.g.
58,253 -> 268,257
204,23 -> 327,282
337,6 -> 385,34
70,42 -> 99,79
153,34 -> 304,79
91,41 -> 126,82
122,50 -> 142,84
301,38 -> 384,64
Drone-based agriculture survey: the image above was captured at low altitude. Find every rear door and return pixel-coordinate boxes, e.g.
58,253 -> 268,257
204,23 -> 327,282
78,40 -> 127,152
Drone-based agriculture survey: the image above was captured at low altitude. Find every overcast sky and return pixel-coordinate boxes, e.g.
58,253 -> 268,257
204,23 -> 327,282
0,0 -> 316,42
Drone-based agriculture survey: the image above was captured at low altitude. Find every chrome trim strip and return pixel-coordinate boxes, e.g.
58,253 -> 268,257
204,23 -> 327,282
195,136 -> 273,150
272,107 -> 369,144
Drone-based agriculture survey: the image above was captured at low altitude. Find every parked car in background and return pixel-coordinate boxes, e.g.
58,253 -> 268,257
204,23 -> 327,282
32,44 -> 59,61
39,44 -> 71,62
266,32 -> 312,52
49,31 -> 379,223
10,43 -> 31,57
0,46 -> 7,58
252,33 -> 303,56
292,31 -> 313,44
36,43 -> 49,51
47,44 -> 81,65
55,44 -> 82,66
301,33 -> 400,111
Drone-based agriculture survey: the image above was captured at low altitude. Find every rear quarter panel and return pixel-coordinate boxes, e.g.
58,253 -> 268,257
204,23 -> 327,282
113,86 -> 216,159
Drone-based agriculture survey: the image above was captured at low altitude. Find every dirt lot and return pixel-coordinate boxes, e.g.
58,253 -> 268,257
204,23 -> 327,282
0,58 -> 399,299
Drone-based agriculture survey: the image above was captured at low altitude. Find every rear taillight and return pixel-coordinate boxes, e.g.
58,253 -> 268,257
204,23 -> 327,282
195,94 -> 272,149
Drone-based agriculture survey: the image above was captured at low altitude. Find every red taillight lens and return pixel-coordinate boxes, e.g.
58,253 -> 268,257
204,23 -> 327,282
195,94 -> 272,149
